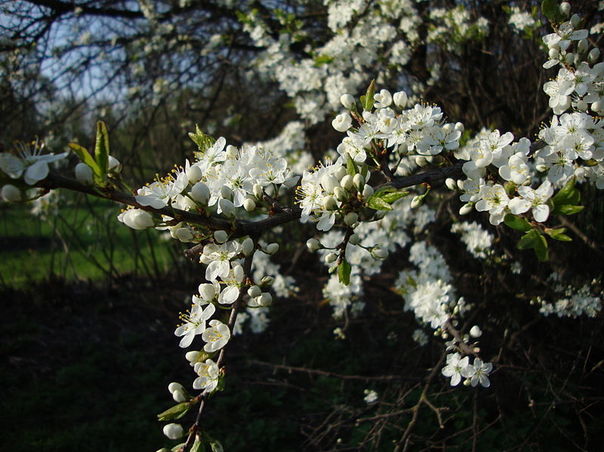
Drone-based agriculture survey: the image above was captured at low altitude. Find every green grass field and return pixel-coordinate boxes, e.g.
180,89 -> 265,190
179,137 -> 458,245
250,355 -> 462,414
0,194 -> 174,288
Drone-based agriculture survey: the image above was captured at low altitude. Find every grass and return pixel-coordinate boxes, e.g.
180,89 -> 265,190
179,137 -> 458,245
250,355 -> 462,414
0,194 -> 174,288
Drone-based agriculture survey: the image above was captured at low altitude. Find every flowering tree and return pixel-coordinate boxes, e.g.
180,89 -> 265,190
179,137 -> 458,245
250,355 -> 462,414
1,0 -> 603,450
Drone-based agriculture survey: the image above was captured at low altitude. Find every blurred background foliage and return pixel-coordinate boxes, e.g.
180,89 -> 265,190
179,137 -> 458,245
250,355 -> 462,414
1,0 -> 604,451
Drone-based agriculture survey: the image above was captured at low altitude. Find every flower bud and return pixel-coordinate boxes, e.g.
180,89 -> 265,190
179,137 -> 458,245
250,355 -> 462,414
172,389 -> 187,402
334,186 -> 347,202
186,164 -> 202,183
415,156 -> 428,167
559,2 -> 571,17
173,227 -> 194,242
570,14 -> 580,28
335,166 -> 347,181
220,185 -> 233,199
445,178 -> 457,191
243,198 -> 256,212
1,184 -> 21,202
258,292 -> 272,307
75,163 -> 94,184
340,93 -> 355,109
108,155 -> 122,173
119,209 -> 154,230
265,242 -> 279,255
362,184 -> 374,198
253,184 -> 264,199
190,181 -> 210,204
410,195 -> 422,209
324,252 -> 338,264
577,38 -> 588,55
163,423 -> 184,440
344,212 -> 358,226
306,238 -> 320,252
371,247 -> 388,260
548,48 -> 559,60
592,100 -> 602,113
565,52 -> 575,64
469,325 -> 482,338
323,196 -> 338,210
168,382 -> 184,394
247,285 -> 262,298
218,198 -> 235,216
349,234 -> 361,245
242,237 -> 254,256
588,48 -> 600,64
214,230 -> 228,243
332,112 -> 352,132
352,174 -> 365,190
185,350 -> 202,364
198,283 -> 216,301
459,203 -> 473,215
340,174 -> 354,191
393,91 -> 408,108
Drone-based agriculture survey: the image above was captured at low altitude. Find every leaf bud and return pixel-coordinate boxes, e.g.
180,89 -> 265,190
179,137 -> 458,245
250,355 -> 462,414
243,198 -> 256,212
324,252 -> 338,264
352,173 -> 365,190
559,2 -> 571,17
459,203 -> 473,215
214,230 -> 228,243
265,242 -> 279,255
344,212 -> 358,226
340,174 -> 354,191
190,181 -> 210,204
242,237 -> 255,256
340,93 -> 355,109
260,275 -> 274,285
306,238 -> 321,252
247,285 -> 262,298
362,184 -> 374,198
75,163 -> 94,184
186,164 -> 202,183
163,423 -> 184,440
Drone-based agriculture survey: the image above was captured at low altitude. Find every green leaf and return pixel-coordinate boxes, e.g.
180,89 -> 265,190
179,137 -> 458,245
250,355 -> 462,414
545,227 -> 572,241
541,0 -> 563,23
366,187 -> 410,210
367,195 -> 392,211
157,402 -> 191,421
552,178 -> 580,207
557,204 -> 584,215
346,155 -> 358,176
534,232 -> 549,261
363,80 -> 376,111
516,229 -> 539,250
68,143 -> 101,177
190,438 -> 205,452
189,125 -> 216,152
337,259 -> 351,286
504,214 -> 532,232
94,121 -> 110,185
313,54 -> 334,66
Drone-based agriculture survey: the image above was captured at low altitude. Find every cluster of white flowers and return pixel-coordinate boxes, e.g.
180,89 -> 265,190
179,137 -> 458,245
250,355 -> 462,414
441,353 -> 492,388
450,221 -> 494,260
508,6 -> 536,33
534,274 -> 602,318
427,6 -> 490,53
